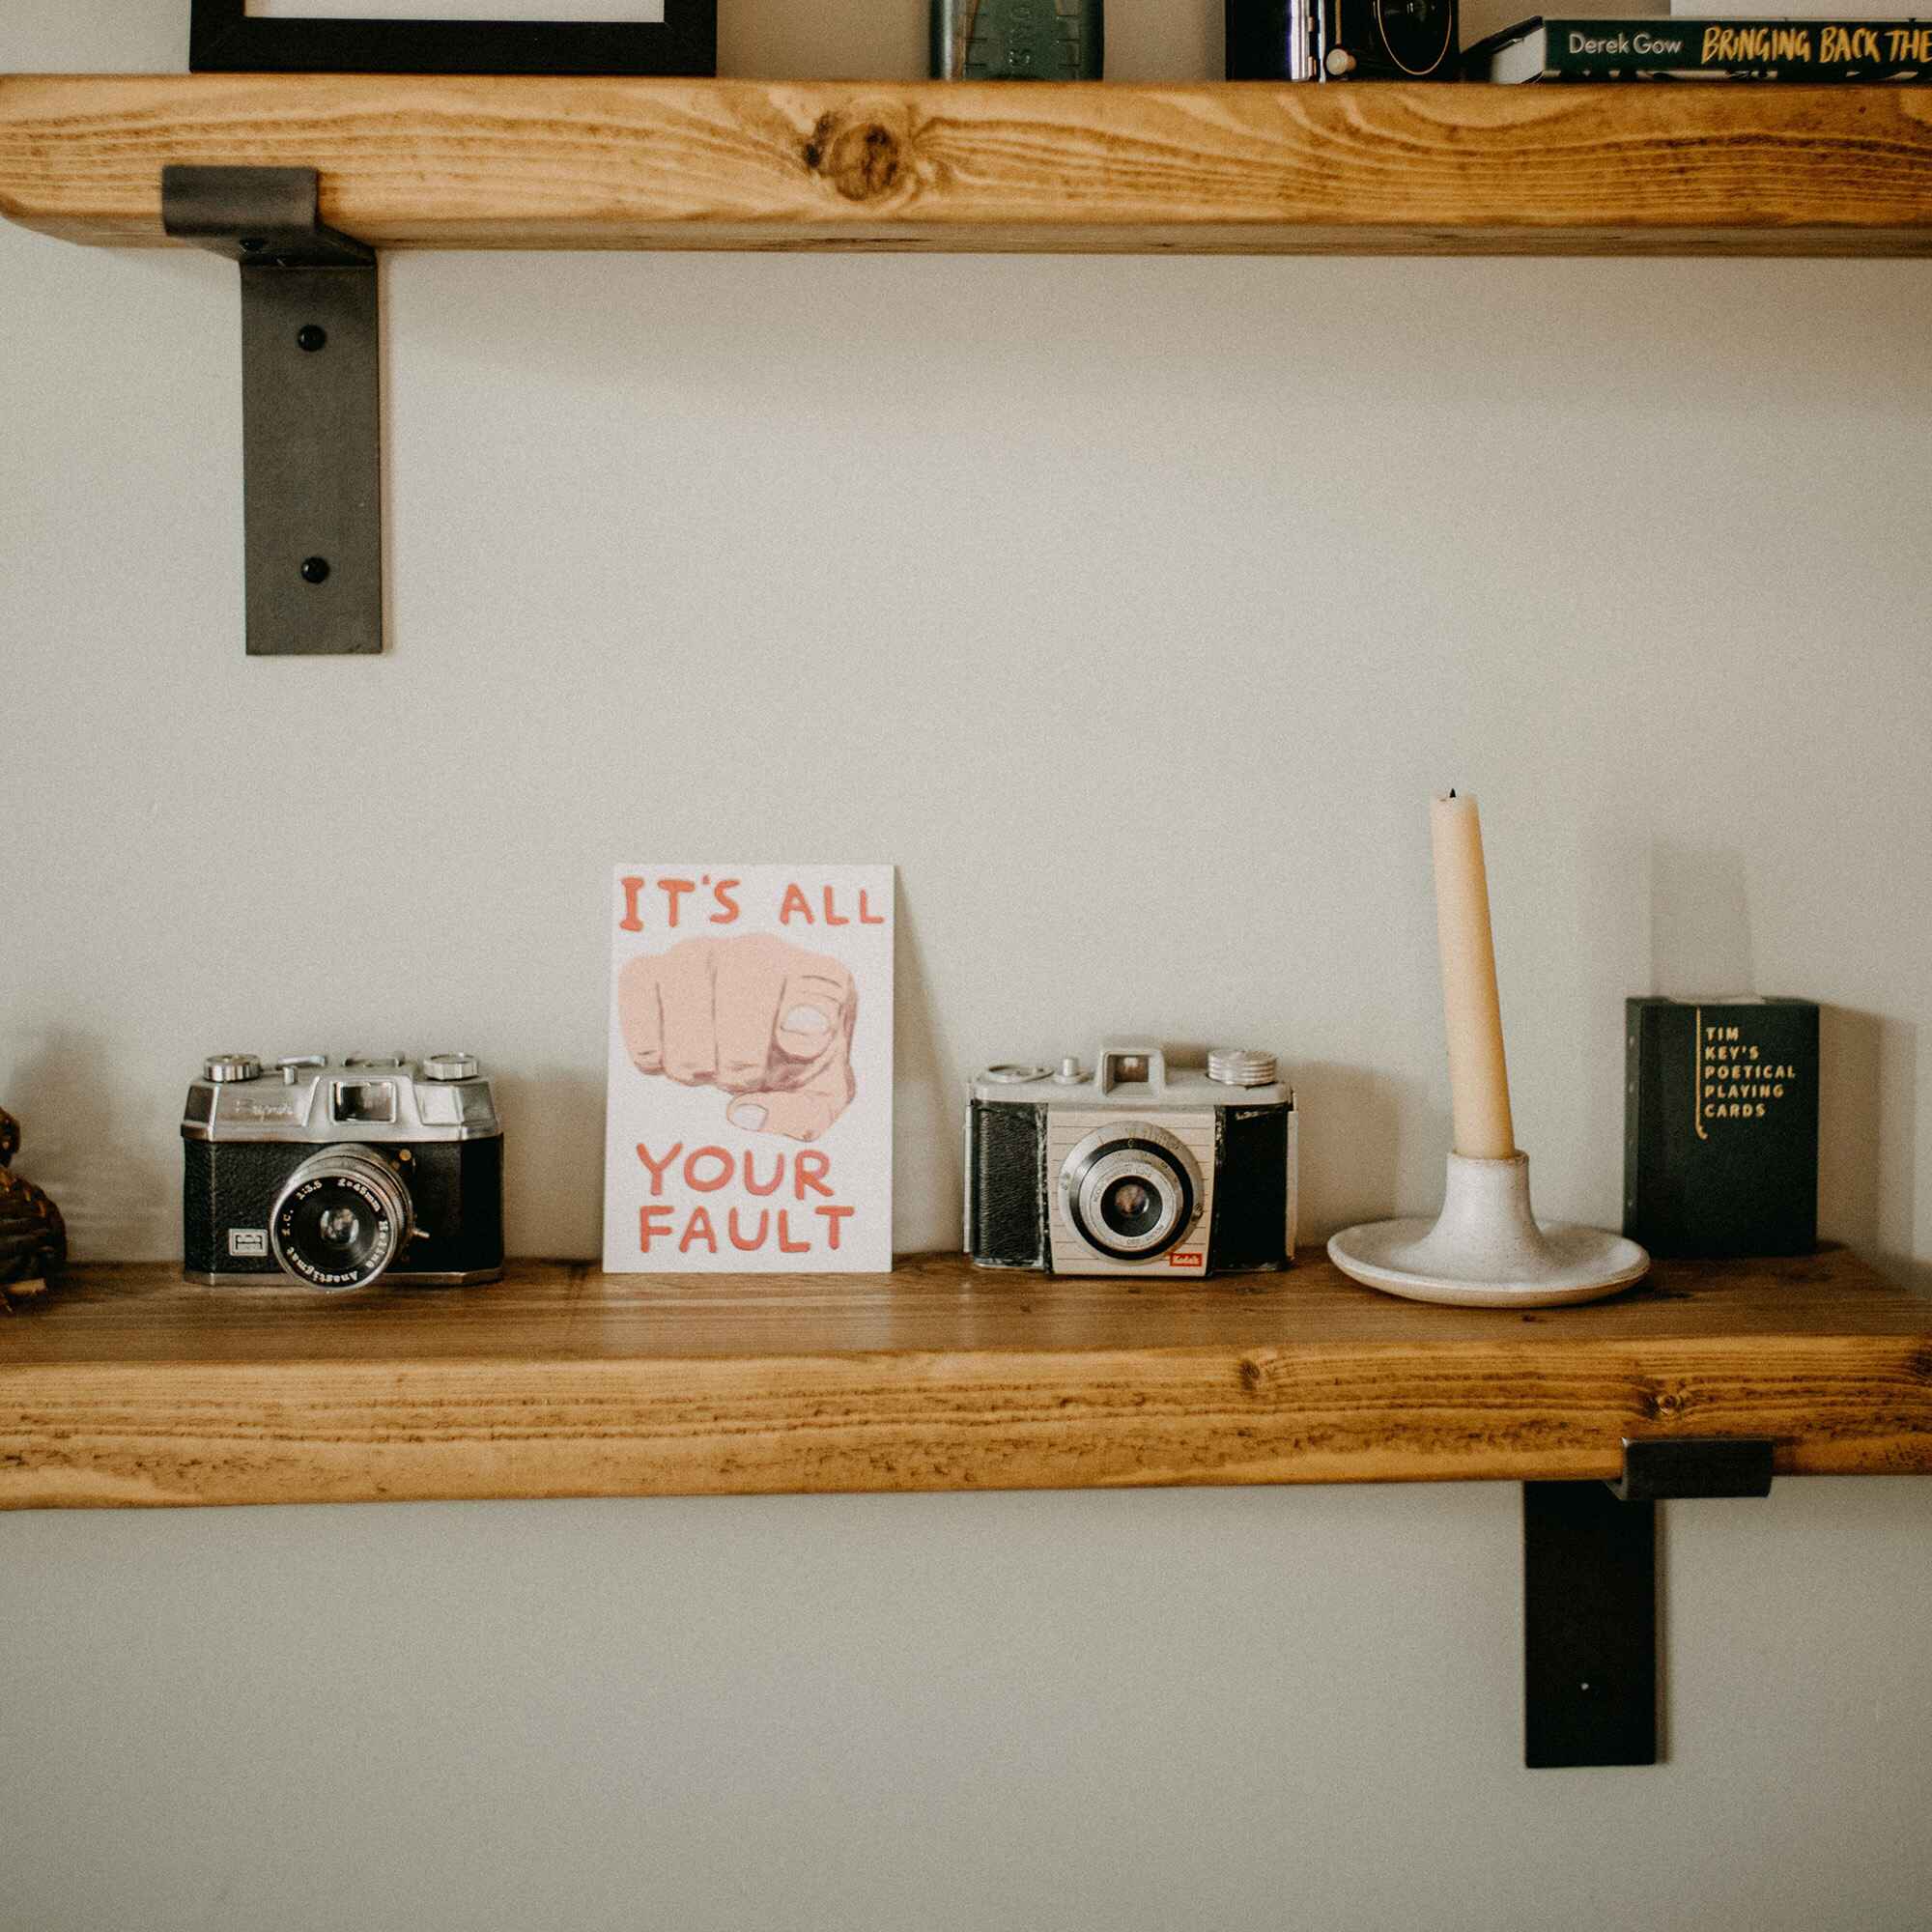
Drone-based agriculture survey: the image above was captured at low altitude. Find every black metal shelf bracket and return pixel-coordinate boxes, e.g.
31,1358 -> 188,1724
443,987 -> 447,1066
162,165 -> 382,656
1524,1437 -> 1774,1770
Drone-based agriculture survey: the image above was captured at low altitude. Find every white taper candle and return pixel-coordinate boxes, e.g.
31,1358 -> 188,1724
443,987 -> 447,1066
1430,790 -> 1517,1161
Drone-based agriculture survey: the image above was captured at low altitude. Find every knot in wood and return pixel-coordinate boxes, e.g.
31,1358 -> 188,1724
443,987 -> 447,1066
1238,1354 -> 1281,1395
805,110 -> 911,204
1638,1384 -> 1686,1422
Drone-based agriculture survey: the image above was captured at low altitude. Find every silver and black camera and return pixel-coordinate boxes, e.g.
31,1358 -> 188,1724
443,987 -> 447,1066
182,1053 -> 504,1291
966,1040 -> 1297,1277
1227,0 -> 1458,80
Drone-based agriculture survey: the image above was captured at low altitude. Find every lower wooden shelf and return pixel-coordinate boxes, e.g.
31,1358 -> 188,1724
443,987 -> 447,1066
3,1249 -> 1928,1510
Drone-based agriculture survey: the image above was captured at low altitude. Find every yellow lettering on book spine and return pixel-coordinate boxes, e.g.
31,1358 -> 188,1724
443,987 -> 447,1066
1702,23 -> 1820,61
1691,1009 -> 1799,1139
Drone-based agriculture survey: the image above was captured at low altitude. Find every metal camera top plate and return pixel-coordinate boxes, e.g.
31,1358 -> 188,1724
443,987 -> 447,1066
183,1056 -> 500,1144
972,1040 -> 1293,1112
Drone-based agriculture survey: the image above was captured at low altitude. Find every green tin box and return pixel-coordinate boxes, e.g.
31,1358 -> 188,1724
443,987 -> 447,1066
933,0 -> 1104,79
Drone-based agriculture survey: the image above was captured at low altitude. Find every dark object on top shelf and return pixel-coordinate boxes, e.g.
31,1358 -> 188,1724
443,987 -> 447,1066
0,1106 -> 68,1308
1467,14 -> 1932,81
1624,997 -> 1820,1258
1227,0 -> 1459,79
189,0 -> 716,77
933,0 -> 1104,78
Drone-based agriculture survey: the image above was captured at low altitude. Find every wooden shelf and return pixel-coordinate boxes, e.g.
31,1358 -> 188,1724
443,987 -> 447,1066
4,74 -> 1932,256
3,1248 -> 1929,1509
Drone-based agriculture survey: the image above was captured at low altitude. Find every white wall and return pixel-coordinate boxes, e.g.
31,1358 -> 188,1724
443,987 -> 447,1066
5,5 -> 1932,1928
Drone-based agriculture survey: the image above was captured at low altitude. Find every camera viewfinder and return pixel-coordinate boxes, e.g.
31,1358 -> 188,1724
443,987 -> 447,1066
332,1081 -> 397,1125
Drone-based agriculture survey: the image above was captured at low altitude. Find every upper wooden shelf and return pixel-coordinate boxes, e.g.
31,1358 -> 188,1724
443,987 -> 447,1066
3,73 -> 1932,256
3,1248 -> 1929,1510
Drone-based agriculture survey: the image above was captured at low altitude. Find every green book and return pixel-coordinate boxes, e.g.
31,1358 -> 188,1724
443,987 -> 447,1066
1624,997 -> 1820,1259
1468,14 -> 1932,77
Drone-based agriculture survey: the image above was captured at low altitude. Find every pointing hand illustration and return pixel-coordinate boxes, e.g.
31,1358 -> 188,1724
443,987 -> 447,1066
618,933 -> 858,1142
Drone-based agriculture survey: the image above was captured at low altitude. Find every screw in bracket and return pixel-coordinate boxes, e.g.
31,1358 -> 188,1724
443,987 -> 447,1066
300,556 -> 332,585
297,325 -> 328,353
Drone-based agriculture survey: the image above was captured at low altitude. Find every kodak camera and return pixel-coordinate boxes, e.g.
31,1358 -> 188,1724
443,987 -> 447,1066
966,1040 -> 1297,1276
1227,0 -> 1458,80
182,1053 -> 504,1291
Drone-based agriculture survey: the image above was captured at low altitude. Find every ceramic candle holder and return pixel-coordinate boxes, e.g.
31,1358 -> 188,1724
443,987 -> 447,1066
1327,1151 -> 1650,1310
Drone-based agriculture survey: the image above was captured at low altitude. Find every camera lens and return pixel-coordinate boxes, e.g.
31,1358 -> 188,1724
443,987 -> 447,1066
317,1206 -> 361,1250
1100,1178 -> 1163,1239
1373,0 -> 1453,71
270,1146 -> 412,1292
1060,1122 -> 1202,1264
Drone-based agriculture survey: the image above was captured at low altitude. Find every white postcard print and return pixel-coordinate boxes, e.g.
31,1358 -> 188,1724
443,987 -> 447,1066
603,866 -> 895,1272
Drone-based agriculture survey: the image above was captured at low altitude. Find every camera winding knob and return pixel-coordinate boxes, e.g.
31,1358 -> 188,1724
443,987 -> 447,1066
204,1055 -> 262,1085
1208,1049 -> 1277,1089
422,1053 -> 480,1083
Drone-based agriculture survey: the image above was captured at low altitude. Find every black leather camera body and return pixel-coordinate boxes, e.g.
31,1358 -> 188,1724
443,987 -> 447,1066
183,1053 -> 503,1290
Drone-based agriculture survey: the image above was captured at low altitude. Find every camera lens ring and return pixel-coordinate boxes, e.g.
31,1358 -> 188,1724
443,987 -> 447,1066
270,1145 -> 412,1293
1059,1122 -> 1202,1264
1084,1153 -> 1184,1253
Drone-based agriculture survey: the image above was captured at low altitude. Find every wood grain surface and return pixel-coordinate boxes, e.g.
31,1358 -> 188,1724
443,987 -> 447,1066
3,74 -> 1932,255
3,1250 -> 1929,1509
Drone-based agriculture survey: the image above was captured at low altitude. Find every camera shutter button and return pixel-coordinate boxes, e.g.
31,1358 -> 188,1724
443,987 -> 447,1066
423,1053 -> 480,1082
204,1055 -> 262,1084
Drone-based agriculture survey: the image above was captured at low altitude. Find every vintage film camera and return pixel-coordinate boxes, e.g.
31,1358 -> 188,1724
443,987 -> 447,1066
1226,0 -> 1458,80
966,1040 -> 1297,1277
183,1053 -> 504,1291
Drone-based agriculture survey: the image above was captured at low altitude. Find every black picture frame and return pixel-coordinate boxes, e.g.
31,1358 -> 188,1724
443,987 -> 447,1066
190,0 -> 716,76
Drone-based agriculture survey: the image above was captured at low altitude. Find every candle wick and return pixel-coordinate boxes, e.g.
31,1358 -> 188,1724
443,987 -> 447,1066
1449,788 -> 1458,798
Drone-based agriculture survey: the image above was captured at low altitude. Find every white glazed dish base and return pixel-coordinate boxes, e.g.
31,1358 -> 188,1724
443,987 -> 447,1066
1326,1151 -> 1651,1310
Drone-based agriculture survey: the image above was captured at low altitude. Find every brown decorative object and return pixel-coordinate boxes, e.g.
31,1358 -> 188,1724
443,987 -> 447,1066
2,1249 -> 1928,1510
0,1106 -> 68,1309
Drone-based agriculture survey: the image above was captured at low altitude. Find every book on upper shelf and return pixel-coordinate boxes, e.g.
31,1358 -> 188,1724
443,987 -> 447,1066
1623,996 -> 1819,1260
1674,0 -> 1925,16
1466,14 -> 1932,76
